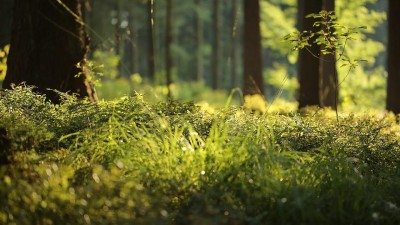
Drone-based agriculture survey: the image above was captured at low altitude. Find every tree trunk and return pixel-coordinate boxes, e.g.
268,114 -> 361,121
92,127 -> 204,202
195,0 -> 204,82
165,0 -> 173,98
297,0 -> 322,108
127,11 -> 137,75
386,0 -> 400,114
0,0 -> 13,49
3,0 -> 97,103
319,0 -> 337,109
147,0 -> 155,82
243,0 -> 264,96
212,0 -> 222,90
231,0 -> 239,89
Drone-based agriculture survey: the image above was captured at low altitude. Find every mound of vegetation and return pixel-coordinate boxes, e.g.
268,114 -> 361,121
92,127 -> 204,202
0,86 -> 400,225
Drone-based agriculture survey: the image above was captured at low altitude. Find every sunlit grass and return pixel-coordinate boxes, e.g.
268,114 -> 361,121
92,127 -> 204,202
0,86 -> 399,224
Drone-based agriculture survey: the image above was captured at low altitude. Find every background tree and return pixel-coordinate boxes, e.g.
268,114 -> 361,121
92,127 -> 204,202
243,0 -> 264,96
212,0 -> 222,90
147,0 -> 156,81
113,0 -> 122,78
195,0 -> 204,82
0,0 -> 13,49
297,0 -> 322,108
165,0 -> 173,98
0,0 -> 388,110
126,3 -> 137,76
3,0 -> 97,103
230,0 -> 240,89
0,0 -> 14,82
386,0 -> 400,114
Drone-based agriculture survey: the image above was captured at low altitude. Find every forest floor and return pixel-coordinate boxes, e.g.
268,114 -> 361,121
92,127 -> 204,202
1,85 -> 400,225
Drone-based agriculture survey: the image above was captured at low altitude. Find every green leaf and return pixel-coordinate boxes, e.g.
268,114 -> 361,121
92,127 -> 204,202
305,13 -> 315,18
283,34 -> 292,40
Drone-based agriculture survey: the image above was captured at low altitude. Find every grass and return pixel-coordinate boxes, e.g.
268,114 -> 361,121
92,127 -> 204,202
0,85 -> 400,225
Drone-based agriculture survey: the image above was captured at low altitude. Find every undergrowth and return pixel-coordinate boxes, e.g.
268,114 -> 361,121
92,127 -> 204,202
0,86 -> 400,225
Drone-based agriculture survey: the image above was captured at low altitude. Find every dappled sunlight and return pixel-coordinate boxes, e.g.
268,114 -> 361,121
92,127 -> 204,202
2,86 -> 400,224
0,0 -> 398,224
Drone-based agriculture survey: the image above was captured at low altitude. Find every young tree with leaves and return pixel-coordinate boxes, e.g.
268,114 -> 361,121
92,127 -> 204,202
319,0 -> 337,109
297,0 -> 322,108
297,0 -> 338,109
3,0 -> 97,103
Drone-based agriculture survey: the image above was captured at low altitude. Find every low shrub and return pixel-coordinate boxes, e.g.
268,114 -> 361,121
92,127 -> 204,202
0,86 -> 399,224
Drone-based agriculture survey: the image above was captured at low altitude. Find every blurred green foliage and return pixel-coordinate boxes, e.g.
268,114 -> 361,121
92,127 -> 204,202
1,86 -> 400,224
91,50 -> 120,80
96,77 -> 238,108
0,44 -> 9,80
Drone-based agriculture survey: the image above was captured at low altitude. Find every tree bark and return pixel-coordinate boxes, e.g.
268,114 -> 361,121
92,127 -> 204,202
386,0 -> 400,114
0,0 -> 13,49
243,0 -> 264,96
319,0 -> 337,109
3,0 -> 97,103
212,0 -> 222,90
297,0 -> 322,108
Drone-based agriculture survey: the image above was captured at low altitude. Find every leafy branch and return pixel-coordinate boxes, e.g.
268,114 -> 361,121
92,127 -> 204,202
284,10 -> 366,68
284,10 -> 367,118
75,61 -> 105,88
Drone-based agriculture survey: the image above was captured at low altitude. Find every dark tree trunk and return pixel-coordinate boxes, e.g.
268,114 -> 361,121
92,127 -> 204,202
195,0 -> 203,82
243,0 -> 264,96
0,126 -> 11,165
0,0 -> 13,49
319,0 -> 337,109
297,0 -> 322,108
386,0 -> 400,114
3,0 -> 97,103
212,0 -> 222,90
165,0 -> 173,98
147,0 -> 155,82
